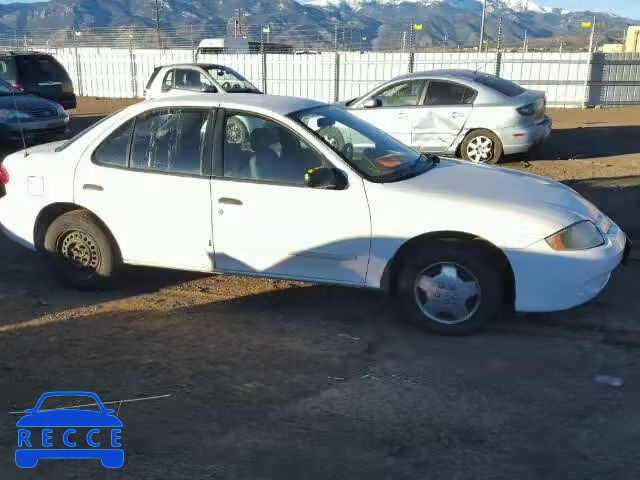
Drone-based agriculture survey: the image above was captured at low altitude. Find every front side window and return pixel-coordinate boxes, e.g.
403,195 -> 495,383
92,120 -> 133,167
130,108 -> 209,175
425,81 -> 476,106
204,66 -> 258,93
173,69 -> 213,92
291,105 -> 436,183
372,80 -> 425,107
223,113 -> 326,185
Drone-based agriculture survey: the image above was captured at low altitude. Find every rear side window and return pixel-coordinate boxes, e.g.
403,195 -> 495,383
424,81 -> 476,106
130,108 -> 209,175
0,57 -> 17,84
474,73 -> 525,97
145,67 -> 162,90
18,55 -> 69,82
93,120 -> 134,167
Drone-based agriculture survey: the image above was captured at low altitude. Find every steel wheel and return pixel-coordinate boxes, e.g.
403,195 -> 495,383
57,229 -> 101,272
466,135 -> 494,163
414,262 -> 482,325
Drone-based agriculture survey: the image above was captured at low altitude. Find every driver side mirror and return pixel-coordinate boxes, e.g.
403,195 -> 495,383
161,84 -> 171,92
362,97 -> 382,109
304,167 -> 348,190
202,84 -> 218,93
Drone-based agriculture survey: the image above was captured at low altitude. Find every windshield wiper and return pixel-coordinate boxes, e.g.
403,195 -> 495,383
388,153 -> 439,182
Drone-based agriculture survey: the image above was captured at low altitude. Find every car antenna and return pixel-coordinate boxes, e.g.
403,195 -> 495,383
10,82 -> 29,157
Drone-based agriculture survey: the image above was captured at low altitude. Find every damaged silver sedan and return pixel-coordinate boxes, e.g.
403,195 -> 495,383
340,69 -> 552,164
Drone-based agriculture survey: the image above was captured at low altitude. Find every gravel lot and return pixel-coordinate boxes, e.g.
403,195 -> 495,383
1,99 -> 639,479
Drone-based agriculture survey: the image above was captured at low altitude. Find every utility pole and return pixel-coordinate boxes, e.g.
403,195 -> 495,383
523,29 -> 528,53
402,31 -> 407,53
152,0 -> 161,47
587,15 -> 596,53
478,0 -> 487,52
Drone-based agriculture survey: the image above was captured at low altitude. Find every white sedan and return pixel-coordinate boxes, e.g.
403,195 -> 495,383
0,94 -> 629,334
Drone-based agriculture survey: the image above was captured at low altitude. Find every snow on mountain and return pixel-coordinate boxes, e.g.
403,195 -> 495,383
498,0 -> 550,14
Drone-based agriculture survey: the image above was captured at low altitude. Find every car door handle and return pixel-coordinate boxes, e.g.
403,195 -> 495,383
218,197 -> 243,205
450,112 -> 466,118
83,184 -> 103,191
397,113 -> 409,118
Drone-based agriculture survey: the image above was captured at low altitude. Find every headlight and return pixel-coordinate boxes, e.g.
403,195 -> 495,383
0,109 -> 31,120
546,221 -> 604,251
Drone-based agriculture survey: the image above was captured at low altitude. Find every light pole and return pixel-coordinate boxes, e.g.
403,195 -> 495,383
478,0 -> 487,52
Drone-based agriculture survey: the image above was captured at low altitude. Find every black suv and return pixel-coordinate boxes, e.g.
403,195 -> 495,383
0,52 -> 76,109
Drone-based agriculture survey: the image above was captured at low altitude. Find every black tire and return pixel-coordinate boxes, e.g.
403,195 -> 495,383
395,240 -> 505,335
460,129 -> 503,164
43,210 -> 118,290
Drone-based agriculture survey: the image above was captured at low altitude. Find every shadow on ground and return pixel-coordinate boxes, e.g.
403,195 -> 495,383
522,125 -> 640,162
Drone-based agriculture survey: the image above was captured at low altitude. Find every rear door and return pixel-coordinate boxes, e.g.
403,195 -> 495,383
74,106 -> 216,271
412,80 -> 475,152
349,79 -> 426,146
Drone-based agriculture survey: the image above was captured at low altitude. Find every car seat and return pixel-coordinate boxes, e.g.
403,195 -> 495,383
249,128 -> 279,180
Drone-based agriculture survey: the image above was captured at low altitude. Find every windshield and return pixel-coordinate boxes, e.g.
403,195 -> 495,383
204,66 -> 259,93
290,105 -> 435,182
0,78 -> 19,95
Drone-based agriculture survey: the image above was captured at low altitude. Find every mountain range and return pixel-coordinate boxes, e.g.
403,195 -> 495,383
0,0 -> 635,49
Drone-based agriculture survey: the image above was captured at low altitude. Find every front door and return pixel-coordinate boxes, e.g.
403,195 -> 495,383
411,80 -> 475,152
349,79 -> 426,146
210,110 -> 371,284
74,107 -> 215,272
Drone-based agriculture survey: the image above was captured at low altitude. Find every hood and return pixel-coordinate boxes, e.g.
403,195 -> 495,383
0,94 -> 60,112
372,158 -> 601,248
398,159 -> 597,225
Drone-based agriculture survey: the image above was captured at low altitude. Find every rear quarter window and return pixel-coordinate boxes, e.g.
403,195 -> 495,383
0,57 -> 17,83
474,74 -> 525,97
18,55 -> 70,83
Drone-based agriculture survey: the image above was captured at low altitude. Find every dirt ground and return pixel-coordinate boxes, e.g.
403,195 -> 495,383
1,99 -> 640,479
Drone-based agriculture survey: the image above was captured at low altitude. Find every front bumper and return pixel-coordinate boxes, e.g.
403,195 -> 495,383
502,116 -> 552,155
0,118 -> 70,142
506,222 -> 627,312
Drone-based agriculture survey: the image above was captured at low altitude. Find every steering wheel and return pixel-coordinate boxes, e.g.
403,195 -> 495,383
222,82 -> 231,90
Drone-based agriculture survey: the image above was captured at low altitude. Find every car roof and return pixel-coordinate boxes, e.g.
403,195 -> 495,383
0,50 -> 51,57
392,69 -> 483,82
158,63 -> 225,69
146,93 -> 326,115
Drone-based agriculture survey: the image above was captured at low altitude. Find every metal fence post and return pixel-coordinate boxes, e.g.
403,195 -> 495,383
128,31 -> 138,98
495,16 -> 503,77
408,21 -> 415,73
73,31 -> 84,97
190,24 -> 195,62
333,24 -> 340,103
260,25 -> 267,94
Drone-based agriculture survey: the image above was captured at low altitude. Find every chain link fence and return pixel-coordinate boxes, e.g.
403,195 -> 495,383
1,23 -> 639,107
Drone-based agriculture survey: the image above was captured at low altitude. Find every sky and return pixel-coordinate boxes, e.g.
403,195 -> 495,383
0,0 -> 638,19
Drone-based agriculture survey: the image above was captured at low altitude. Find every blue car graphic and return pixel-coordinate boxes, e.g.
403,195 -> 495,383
15,391 -> 124,468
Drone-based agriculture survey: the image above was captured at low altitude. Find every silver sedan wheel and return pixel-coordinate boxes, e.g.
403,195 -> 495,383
466,135 -> 494,163
414,262 -> 482,325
